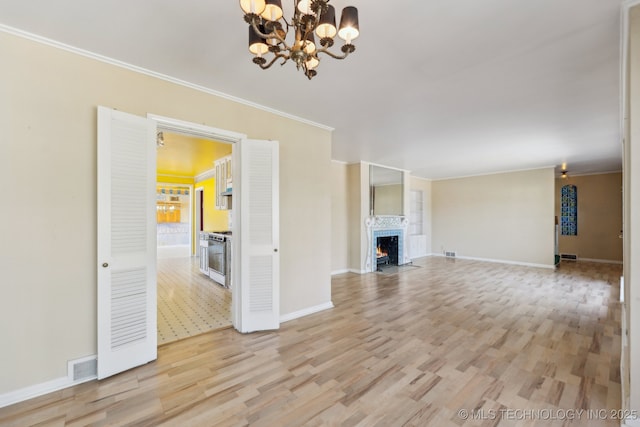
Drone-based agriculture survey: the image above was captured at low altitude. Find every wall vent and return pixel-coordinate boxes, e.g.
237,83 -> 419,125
560,253 -> 578,261
444,251 -> 457,258
69,357 -> 97,382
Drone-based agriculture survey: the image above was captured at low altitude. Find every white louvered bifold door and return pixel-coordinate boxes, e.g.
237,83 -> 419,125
97,106 -> 157,379
233,139 -> 280,333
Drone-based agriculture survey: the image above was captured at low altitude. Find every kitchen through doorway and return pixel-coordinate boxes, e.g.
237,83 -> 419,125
156,130 -> 233,345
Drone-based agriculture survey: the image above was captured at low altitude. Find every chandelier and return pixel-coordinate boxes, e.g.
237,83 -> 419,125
239,0 -> 360,80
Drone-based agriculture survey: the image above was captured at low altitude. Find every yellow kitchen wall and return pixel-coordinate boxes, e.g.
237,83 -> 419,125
198,176 -> 229,231
0,30 -> 332,397
157,175 -> 194,185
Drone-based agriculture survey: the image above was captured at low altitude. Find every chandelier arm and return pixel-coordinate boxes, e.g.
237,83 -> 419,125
257,53 -> 289,70
316,47 -> 351,60
281,14 -> 292,31
304,12 -> 321,39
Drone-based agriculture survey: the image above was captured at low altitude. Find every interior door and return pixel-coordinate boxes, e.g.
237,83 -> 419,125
233,139 -> 280,333
97,106 -> 157,379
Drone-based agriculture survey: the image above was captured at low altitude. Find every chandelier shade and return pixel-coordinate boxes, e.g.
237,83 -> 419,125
240,0 -> 266,15
248,24 -> 269,55
316,5 -> 337,39
302,32 -> 316,54
262,0 -> 283,21
297,0 -> 312,14
239,0 -> 360,80
338,6 -> 359,43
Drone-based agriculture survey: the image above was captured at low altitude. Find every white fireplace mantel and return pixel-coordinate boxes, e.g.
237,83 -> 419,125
365,215 -> 410,272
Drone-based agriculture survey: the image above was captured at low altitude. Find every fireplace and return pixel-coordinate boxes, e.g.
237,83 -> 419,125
376,235 -> 399,267
365,216 -> 409,272
371,227 -> 404,271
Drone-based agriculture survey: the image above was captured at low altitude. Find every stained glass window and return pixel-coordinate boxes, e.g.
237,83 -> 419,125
560,184 -> 577,236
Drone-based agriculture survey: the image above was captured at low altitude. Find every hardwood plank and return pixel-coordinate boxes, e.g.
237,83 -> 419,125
0,258 -> 623,426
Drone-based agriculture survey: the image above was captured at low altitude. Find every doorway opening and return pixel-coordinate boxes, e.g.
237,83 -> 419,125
155,129 -> 234,345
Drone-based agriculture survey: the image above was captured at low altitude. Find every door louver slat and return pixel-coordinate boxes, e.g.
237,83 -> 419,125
110,268 -> 147,350
249,256 -> 273,312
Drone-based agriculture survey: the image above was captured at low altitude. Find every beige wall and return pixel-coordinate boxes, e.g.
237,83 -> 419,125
346,163 -> 363,272
432,168 -> 555,266
555,173 -> 622,262
331,161 -> 349,273
0,31 -> 332,394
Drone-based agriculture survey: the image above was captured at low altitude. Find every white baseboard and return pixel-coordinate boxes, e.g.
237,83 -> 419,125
0,355 -> 97,409
576,257 -> 623,265
413,254 -> 436,260
331,269 -> 350,276
280,301 -> 334,323
330,268 -> 365,275
431,253 -> 555,269
0,376 -> 72,409
409,252 -> 429,259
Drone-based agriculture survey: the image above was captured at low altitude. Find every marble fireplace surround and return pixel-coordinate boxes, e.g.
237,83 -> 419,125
365,215 -> 411,272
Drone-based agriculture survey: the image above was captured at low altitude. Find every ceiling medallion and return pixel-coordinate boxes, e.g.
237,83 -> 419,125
240,0 -> 359,80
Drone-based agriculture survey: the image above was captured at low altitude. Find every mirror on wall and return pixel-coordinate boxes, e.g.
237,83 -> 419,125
369,165 -> 404,216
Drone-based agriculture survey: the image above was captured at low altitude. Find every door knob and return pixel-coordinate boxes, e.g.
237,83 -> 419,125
274,249 -> 278,253
102,263 -> 109,268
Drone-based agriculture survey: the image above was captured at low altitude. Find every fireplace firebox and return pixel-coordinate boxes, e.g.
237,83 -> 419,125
376,235 -> 399,268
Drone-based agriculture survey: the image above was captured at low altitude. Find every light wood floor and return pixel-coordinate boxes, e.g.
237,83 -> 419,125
0,257 -> 622,426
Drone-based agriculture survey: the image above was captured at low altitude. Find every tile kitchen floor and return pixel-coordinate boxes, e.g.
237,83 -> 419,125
157,256 -> 232,345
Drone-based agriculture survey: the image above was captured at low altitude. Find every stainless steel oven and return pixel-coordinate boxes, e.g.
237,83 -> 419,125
207,231 -> 231,288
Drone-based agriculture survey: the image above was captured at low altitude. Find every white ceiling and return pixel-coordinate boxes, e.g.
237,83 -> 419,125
0,0 -> 623,179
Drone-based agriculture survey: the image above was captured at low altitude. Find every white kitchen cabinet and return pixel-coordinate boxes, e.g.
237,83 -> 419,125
199,239 -> 209,274
215,155 -> 232,210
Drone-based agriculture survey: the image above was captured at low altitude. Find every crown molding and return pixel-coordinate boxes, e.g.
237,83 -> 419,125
555,169 -> 623,178
195,168 -> 216,183
0,24 -> 335,133
431,165 -> 556,182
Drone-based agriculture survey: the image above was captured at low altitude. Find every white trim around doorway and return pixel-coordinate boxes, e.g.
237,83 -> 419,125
148,113 -> 247,331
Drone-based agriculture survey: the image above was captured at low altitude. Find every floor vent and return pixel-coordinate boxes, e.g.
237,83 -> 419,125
70,357 -> 97,382
444,251 -> 457,258
560,253 -> 578,261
